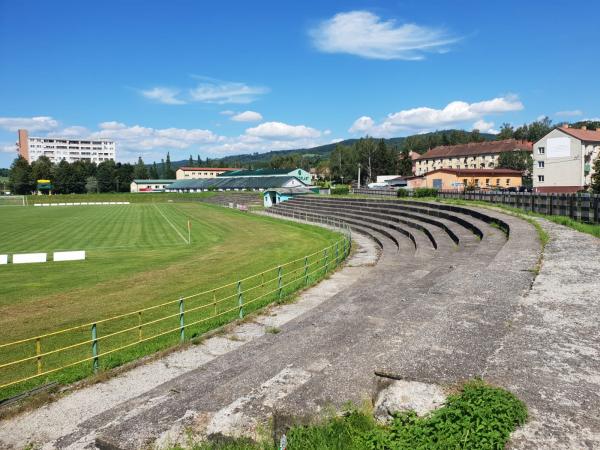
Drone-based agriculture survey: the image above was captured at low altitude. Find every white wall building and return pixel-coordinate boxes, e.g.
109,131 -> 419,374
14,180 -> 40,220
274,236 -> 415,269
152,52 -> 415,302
533,125 -> 600,193
17,129 -> 116,164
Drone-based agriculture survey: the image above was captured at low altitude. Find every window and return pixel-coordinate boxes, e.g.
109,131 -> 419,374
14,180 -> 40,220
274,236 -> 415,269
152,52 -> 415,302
463,179 -> 468,185
538,161 -> 545,168
506,178 -> 510,186
538,175 -> 545,182
485,178 -> 490,186
538,147 -> 545,155
496,179 -> 500,186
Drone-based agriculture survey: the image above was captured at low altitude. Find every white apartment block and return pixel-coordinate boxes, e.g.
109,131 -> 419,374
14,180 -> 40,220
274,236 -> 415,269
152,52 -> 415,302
17,129 -> 116,164
533,125 -> 600,193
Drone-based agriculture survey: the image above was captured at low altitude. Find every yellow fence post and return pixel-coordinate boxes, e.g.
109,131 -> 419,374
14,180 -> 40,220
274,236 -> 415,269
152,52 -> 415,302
35,338 -> 42,375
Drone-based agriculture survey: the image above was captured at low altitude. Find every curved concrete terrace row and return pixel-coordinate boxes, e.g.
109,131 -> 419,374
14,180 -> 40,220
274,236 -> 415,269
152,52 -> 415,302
0,197 -> 544,449
271,197 -> 508,265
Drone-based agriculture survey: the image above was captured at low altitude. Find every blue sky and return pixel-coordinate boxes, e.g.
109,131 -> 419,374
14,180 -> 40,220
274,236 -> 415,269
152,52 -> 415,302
1,0 -> 599,167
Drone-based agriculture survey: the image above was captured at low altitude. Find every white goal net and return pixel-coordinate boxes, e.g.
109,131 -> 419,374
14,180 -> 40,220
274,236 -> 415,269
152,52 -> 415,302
0,195 -> 26,206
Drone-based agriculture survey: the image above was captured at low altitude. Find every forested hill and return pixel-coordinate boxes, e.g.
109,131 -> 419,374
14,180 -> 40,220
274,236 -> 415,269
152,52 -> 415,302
170,130 -> 496,168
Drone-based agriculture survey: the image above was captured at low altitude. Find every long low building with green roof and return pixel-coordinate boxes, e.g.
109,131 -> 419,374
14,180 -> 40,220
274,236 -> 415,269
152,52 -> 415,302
164,175 -> 309,192
219,168 -> 312,185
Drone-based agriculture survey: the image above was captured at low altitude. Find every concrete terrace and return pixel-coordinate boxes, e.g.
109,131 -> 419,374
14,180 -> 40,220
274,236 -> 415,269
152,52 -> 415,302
0,197 -> 598,449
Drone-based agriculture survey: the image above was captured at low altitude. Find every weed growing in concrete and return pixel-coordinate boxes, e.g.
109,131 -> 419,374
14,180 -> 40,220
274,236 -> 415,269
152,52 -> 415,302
179,380 -> 527,450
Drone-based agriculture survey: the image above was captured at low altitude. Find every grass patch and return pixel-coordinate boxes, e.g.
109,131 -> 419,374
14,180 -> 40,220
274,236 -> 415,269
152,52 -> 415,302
179,380 -> 527,450
0,202 -> 344,400
265,326 -> 280,334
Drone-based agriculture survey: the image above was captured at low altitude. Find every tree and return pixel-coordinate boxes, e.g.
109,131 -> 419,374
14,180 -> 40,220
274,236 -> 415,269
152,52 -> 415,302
526,117 -> 553,142
115,163 -> 134,192
133,157 -> 149,179
497,151 -> 533,172
591,157 -> 600,193
149,162 -> 159,179
53,159 -> 78,194
164,153 -> 176,178
497,123 -> 514,140
97,160 -> 117,192
188,155 -> 193,166
8,156 -> 33,194
398,148 -> 413,176
197,154 -> 202,166
85,176 -> 98,193
31,156 -> 54,182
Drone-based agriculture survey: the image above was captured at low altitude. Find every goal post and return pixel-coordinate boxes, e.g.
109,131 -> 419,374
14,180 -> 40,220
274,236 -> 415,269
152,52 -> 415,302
0,195 -> 26,206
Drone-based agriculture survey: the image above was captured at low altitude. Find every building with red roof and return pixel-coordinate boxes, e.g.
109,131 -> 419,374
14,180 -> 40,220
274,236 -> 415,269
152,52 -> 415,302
533,125 -> 600,193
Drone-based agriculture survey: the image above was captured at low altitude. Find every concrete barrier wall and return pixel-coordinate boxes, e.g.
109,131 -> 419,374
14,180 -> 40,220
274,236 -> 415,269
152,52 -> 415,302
13,253 -> 47,264
53,250 -> 86,262
33,202 -> 131,207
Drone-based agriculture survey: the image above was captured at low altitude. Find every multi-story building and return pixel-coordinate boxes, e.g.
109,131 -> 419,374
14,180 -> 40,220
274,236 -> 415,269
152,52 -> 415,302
407,168 -> 523,190
413,139 -> 532,176
175,167 -> 237,180
533,125 -> 600,193
17,129 -> 115,164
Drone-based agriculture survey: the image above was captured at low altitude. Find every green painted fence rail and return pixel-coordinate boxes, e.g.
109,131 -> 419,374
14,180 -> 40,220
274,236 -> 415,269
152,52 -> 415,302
0,215 -> 351,399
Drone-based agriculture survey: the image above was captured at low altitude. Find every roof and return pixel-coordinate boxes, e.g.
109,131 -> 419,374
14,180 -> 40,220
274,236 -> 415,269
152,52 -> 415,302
178,167 -> 237,171
264,187 -> 314,194
417,139 -> 532,160
132,179 -> 176,184
218,168 -> 299,177
165,175 -> 307,190
423,168 -> 523,177
556,126 -> 600,143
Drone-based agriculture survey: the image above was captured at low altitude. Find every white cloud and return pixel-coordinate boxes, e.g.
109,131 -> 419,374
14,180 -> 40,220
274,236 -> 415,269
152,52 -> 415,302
231,111 -> 263,122
555,109 -> 583,117
140,87 -> 186,105
245,122 -> 321,140
0,115 -> 330,162
47,126 -> 90,138
310,11 -> 460,60
1,143 -> 15,153
189,78 -> 269,104
0,116 -> 59,132
220,110 -> 235,116
472,120 -> 498,134
349,96 -> 524,136
349,116 -> 375,133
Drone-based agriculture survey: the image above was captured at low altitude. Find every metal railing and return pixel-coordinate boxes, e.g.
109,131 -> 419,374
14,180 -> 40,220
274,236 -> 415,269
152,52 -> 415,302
0,216 -> 351,397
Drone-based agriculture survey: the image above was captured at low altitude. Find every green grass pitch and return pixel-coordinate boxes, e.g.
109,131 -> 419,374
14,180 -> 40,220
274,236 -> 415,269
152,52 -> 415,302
0,202 -> 341,398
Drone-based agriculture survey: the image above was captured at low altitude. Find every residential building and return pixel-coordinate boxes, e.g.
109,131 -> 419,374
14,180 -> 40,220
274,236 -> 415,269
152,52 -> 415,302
221,168 -> 313,185
175,167 -> 237,180
533,125 -> 600,193
413,139 -> 532,176
17,129 -> 115,164
130,179 -> 176,193
406,168 -> 523,191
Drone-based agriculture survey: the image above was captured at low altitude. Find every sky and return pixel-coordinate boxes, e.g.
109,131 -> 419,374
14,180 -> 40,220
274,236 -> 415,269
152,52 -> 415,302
1,0 -> 599,167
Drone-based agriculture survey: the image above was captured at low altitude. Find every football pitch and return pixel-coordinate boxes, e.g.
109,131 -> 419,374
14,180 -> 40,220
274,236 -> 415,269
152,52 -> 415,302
0,202 -> 342,397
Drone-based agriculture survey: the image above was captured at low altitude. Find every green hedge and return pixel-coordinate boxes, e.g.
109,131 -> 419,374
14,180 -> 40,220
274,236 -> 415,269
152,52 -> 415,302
413,187 -> 439,198
331,186 -> 350,195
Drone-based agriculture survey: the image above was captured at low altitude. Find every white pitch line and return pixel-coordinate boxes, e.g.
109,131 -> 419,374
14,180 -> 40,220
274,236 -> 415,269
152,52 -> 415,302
153,204 -> 189,244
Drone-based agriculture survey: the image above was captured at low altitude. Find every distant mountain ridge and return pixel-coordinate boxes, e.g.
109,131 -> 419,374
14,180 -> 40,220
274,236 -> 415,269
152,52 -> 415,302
168,130 -> 497,168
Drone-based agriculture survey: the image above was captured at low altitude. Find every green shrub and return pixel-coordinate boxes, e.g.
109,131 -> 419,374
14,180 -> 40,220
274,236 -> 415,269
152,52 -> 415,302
331,185 -> 350,195
396,189 -> 409,198
184,380 -> 527,450
413,187 -> 438,198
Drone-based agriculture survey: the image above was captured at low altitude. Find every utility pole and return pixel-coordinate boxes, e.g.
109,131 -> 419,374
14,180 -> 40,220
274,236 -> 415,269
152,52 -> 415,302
357,164 -> 361,189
